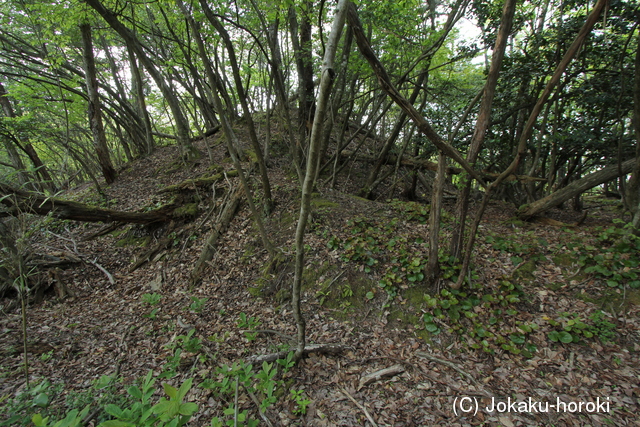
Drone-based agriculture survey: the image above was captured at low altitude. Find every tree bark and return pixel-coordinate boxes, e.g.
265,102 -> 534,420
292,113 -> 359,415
455,0 -> 610,288
292,0 -> 348,362
0,82 -> 54,191
83,0 -> 200,161
425,152 -> 446,285
450,0 -> 516,260
248,2 -> 304,184
346,2 -> 486,187
625,29 -> 640,230
0,182 -> 176,224
179,3 -> 275,259
518,158 -> 636,220
80,23 -> 117,184
196,0 -> 274,214
360,71 -> 427,198
289,2 -> 315,150
127,46 -> 155,155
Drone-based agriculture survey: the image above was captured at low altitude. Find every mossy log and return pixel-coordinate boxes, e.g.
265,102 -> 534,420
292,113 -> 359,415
518,158 -> 636,220
0,182 -> 175,224
191,185 -> 244,281
159,170 -> 238,193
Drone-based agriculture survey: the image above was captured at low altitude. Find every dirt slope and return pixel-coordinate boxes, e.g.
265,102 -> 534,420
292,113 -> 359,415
1,136 -> 639,426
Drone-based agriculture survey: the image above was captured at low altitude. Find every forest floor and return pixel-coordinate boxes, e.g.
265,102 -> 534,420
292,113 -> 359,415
1,134 -> 640,426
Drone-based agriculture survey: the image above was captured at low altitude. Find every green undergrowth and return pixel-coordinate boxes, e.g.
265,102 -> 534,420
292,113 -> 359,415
311,202 -> 632,357
1,309 -> 308,427
114,231 -> 151,248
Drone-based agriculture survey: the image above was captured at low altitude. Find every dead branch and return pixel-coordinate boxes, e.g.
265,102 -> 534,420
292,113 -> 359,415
158,170 -> 238,193
339,386 -> 379,427
245,386 -> 275,427
416,352 -> 473,381
0,182 -> 176,224
254,329 -> 297,342
246,343 -> 351,365
129,236 -> 171,272
341,150 -> 546,183
416,351 -> 488,395
191,185 -> 244,281
47,232 -> 114,285
358,364 -> 405,390
82,222 -> 125,241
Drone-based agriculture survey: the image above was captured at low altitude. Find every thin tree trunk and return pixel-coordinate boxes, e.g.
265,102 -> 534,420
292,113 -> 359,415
360,70 -> 427,199
455,0 -> 611,287
289,2 -> 315,152
180,6 -> 275,259
449,0 -> 516,260
292,0 -> 348,362
346,2 -> 486,186
84,0 -> 199,161
0,82 -> 54,191
127,46 -> 155,155
625,30 -> 640,231
196,0 -> 274,214
247,0 -> 304,184
80,23 -> 117,184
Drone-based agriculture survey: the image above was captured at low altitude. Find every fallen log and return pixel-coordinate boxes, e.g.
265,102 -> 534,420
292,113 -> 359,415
159,170 -> 238,193
191,185 -> 244,281
340,150 -> 546,183
0,182 -> 177,224
129,236 -> 171,272
518,158 -> 636,220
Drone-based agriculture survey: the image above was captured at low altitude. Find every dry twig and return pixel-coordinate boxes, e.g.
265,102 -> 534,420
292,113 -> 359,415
339,386 -> 378,427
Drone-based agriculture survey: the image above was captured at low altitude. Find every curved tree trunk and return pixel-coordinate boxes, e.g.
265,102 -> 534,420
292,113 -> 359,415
518,158 -> 636,220
449,0 -> 516,260
0,82 -> 55,192
455,0 -> 610,288
197,0 -> 274,214
80,23 -> 117,185
84,0 -> 200,161
347,2 -> 486,186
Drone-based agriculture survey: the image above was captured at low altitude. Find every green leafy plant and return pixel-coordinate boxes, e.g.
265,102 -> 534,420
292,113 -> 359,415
422,282 -> 538,357
237,313 -> 260,341
188,296 -> 208,313
142,293 -> 162,319
143,308 -> 159,320
275,351 -> 296,372
40,350 -> 54,362
32,406 -> 90,427
0,380 -> 61,426
160,330 -> 202,378
546,311 -> 616,344
142,293 -> 162,305
99,371 -> 198,427
289,389 -> 311,416
566,220 -> 640,289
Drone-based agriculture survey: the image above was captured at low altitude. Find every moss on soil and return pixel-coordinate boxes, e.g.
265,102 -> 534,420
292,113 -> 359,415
173,203 -> 199,219
310,197 -> 339,209
575,287 -> 640,313
511,260 -> 536,285
115,234 -> 151,247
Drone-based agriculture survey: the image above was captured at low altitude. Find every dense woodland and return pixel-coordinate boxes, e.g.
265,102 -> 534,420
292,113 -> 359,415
1,0 -> 640,425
